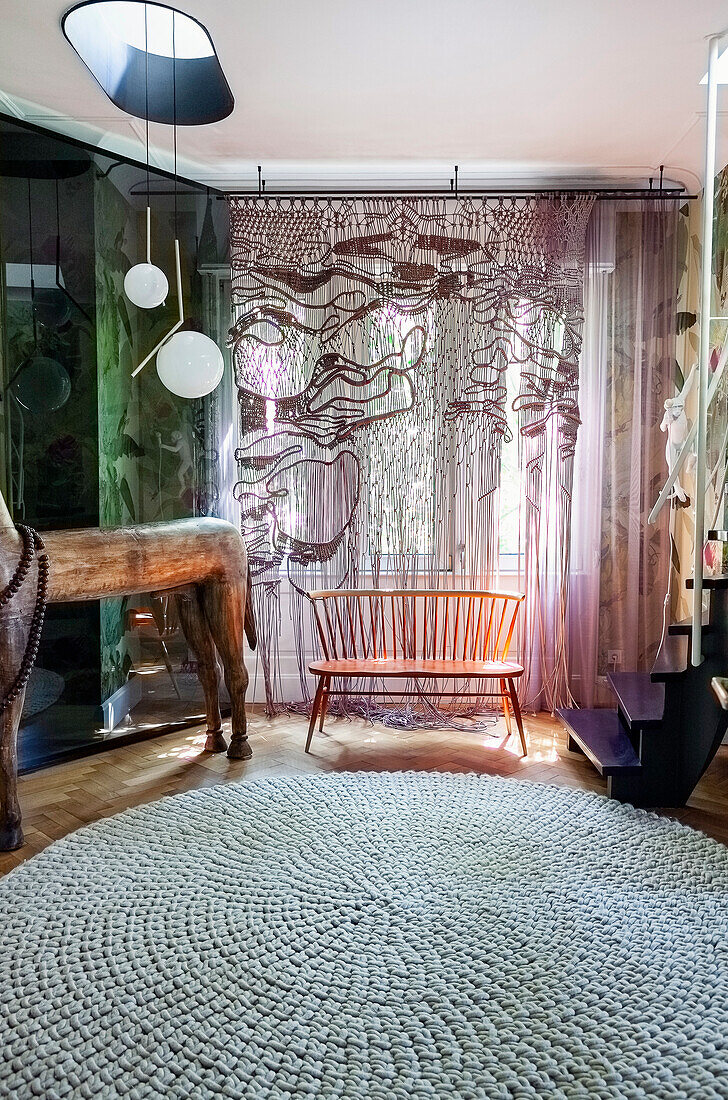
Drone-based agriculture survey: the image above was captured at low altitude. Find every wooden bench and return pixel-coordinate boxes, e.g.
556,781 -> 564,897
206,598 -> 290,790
306,589 -> 527,756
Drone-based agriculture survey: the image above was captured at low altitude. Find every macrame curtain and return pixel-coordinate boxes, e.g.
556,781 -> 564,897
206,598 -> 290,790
227,196 -> 593,715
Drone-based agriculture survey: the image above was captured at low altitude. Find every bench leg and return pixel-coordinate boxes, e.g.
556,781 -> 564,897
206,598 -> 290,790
507,678 -> 527,757
319,677 -> 331,732
306,677 -> 325,753
499,679 -> 512,734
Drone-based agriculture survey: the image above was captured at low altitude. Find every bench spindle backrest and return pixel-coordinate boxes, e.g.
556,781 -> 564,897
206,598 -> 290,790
308,590 -> 524,664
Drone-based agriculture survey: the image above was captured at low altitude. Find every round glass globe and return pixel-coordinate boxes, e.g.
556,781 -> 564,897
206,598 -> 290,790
33,288 -> 72,330
156,331 -> 224,399
13,356 -> 71,413
124,263 -> 168,309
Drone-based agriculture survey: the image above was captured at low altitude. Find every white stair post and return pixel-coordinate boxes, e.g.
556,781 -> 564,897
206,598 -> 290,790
693,34 -> 722,667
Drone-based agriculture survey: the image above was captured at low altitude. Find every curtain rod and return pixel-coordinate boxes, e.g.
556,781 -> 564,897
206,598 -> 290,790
217,188 -> 694,201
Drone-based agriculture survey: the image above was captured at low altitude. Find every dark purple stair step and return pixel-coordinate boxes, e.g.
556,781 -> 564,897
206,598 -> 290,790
668,612 -> 713,636
651,633 -> 688,681
557,708 -> 641,776
607,672 -> 664,730
686,575 -> 728,589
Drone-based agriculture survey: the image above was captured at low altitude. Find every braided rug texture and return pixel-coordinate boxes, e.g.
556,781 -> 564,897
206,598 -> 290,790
2,771 -> 728,1099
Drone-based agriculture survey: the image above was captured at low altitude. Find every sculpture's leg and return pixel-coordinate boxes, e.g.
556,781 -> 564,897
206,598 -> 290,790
200,579 -> 251,761
174,588 -> 227,753
0,689 -> 27,851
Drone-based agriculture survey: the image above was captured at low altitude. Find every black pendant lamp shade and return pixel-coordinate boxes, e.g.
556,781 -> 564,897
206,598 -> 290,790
62,1 -> 234,125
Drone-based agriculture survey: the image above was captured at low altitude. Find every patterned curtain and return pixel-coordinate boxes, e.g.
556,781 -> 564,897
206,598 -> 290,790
227,196 -> 593,715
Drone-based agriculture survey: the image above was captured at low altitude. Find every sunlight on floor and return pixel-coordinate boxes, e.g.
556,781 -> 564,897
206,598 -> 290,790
8,710 -> 728,877
156,733 -> 208,760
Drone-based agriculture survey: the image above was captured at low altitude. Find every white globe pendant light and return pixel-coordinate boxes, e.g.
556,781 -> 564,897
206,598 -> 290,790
125,6 -> 221,398
124,261 -> 169,309
156,331 -> 224,399
123,13 -> 167,315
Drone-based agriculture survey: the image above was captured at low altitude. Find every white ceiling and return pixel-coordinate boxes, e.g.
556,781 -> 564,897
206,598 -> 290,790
1,0 -> 728,192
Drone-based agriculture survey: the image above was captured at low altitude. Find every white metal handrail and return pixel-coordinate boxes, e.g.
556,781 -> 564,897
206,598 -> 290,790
692,34 -> 722,666
649,33 -> 726,667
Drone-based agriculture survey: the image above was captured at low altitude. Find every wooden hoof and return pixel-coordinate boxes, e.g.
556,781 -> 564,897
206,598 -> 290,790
0,823 -> 24,852
204,729 -> 228,753
227,737 -> 252,760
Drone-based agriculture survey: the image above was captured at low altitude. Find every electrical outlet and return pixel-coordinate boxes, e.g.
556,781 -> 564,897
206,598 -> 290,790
608,649 -> 622,669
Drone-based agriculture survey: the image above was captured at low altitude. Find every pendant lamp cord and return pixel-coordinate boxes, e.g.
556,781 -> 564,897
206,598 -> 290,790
27,178 -> 36,348
55,178 -> 61,282
145,3 -> 151,263
172,9 -> 178,239
145,4 -> 150,208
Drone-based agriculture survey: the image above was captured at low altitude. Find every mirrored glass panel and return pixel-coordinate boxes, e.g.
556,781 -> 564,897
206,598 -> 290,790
0,114 -> 231,770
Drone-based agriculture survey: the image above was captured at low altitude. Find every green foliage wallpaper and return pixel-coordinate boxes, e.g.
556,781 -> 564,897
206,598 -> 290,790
0,117 -> 227,756
94,178 -> 201,701
94,174 -> 139,699
128,209 -> 201,527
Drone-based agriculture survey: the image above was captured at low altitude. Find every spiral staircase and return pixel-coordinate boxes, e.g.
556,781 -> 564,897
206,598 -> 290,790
558,536 -> 728,807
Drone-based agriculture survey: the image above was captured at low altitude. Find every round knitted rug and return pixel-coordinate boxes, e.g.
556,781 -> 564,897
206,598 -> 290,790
2,772 -> 728,1099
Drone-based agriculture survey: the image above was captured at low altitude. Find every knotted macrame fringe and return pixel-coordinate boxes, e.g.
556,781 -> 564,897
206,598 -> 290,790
228,197 -> 593,723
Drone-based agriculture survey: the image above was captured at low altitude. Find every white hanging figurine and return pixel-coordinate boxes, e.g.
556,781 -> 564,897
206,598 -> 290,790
157,430 -> 194,493
660,365 -> 696,503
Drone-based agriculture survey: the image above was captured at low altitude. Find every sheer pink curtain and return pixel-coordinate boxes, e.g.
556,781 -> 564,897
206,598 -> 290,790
568,205 -> 612,707
568,200 -> 677,706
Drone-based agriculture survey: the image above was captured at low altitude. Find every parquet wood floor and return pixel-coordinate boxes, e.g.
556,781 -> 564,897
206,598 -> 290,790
3,708 -> 728,876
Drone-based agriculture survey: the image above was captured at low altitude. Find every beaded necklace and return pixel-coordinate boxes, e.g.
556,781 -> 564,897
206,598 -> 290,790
0,525 -> 49,713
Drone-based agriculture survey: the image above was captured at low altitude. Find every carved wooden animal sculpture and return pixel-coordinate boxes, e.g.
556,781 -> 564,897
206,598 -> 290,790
0,491 -> 255,851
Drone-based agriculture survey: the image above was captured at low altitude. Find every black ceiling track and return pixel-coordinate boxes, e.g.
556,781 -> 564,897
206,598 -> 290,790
220,188 -> 693,201
220,162 -> 695,200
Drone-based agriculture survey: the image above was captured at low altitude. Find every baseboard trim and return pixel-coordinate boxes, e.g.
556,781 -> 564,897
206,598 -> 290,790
101,676 -> 143,732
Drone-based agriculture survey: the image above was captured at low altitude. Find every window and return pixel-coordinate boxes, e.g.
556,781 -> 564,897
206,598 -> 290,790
498,365 -> 523,574
236,297 -> 545,579
365,303 -> 526,576
364,305 -> 435,566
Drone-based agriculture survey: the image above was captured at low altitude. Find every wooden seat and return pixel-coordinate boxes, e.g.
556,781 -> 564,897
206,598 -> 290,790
306,589 -> 527,756
310,658 -> 524,678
